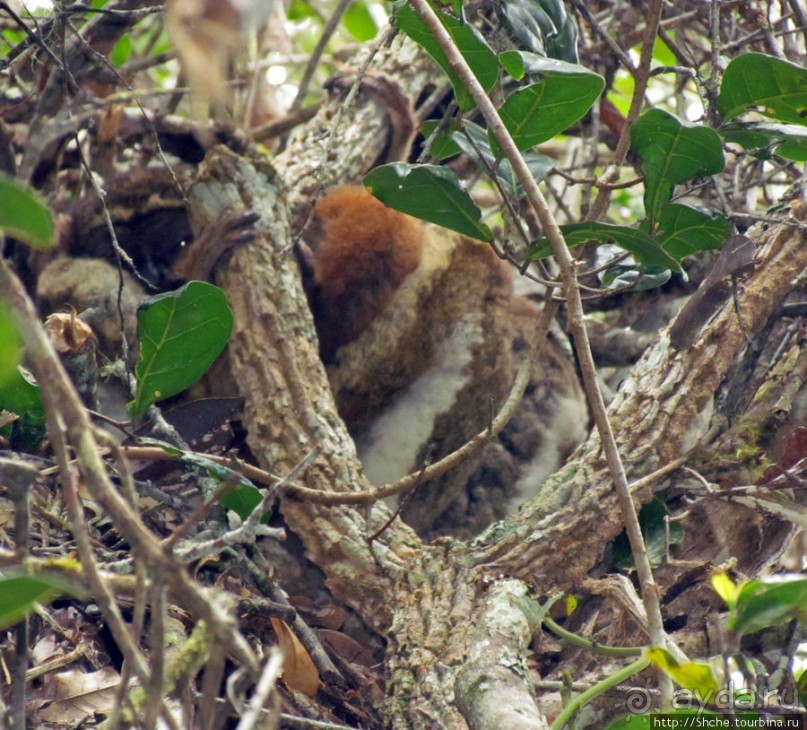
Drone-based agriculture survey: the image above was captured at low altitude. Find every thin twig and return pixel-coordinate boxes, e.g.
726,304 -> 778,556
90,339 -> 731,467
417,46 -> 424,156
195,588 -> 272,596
291,0 -> 354,113
234,649 -> 283,730
586,0 -> 666,223
227,550 -> 344,687
0,257 -> 261,678
1,459 -> 37,730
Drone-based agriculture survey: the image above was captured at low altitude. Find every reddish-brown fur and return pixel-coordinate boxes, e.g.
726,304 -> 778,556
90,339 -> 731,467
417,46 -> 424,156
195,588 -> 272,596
309,186 -> 423,361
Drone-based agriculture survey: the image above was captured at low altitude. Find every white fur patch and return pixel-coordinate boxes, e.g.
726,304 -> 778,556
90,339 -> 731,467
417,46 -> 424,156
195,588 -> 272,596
355,318 -> 482,486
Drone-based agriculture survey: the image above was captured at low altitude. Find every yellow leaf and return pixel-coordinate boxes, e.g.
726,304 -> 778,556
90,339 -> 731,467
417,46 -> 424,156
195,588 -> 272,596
270,617 -> 320,696
646,647 -> 720,697
711,572 -> 741,609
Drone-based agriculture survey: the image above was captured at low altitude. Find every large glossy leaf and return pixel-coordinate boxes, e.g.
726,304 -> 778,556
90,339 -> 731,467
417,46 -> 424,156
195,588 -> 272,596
451,120 -> 555,198
496,0 -> 578,62
528,222 -> 680,270
631,109 -> 725,223
730,574 -> 807,635
364,163 -> 493,242
718,53 -> 807,125
129,282 -> 233,417
720,120 -> 807,161
393,0 -> 498,112
656,204 -> 730,260
497,66 -> 604,151
0,174 -> 54,250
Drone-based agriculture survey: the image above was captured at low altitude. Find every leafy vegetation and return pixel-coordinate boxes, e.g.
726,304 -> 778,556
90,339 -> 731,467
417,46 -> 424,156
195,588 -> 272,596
129,281 -> 233,417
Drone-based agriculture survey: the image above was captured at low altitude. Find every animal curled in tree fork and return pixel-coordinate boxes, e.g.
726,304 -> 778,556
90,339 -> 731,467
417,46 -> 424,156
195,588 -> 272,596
303,185 -> 588,538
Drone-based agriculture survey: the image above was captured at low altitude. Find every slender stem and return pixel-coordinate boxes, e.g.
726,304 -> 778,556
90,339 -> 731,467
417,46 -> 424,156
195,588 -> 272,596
406,0 -> 670,690
290,0 -> 354,112
0,255 -> 260,677
586,0 -> 666,223
543,616 -> 643,658
550,657 -> 651,730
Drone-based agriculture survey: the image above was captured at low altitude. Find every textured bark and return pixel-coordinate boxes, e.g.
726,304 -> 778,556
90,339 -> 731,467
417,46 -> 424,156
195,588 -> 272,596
277,34 -> 437,219
475,197 -> 807,588
184,31 -> 807,726
188,148 -> 420,633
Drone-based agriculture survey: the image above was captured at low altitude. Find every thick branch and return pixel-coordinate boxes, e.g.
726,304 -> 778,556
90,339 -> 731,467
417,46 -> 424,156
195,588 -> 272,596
478,198 -> 807,586
188,147 -> 420,632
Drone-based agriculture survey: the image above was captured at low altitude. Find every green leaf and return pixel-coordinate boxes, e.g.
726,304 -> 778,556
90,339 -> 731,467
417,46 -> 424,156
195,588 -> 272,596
0,302 -> 21,387
614,498 -> 684,569
179,452 -> 264,521
110,34 -> 131,67
364,163 -> 493,242
631,109 -> 725,223
496,0 -> 578,62
420,120 -> 463,160
497,64 -> 604,151
797,668 -> 807,709
720,120 -> 807,161
342,0 -> 378,42
0,366 -> 46,450
451,121 -> 555,198
393,0 -> 498,112
499,50 -> 590,82
0,173 -> 55,249
730,574 -> 807,635
129,282 -> 233,418
287,0 -> 318,20
134,436 -> 184,457
0,575 -> 70,630
2,28 -> 26,49
718,53 -> 807,125
646,647 -> 720,697
651,36 -> 677,67
528,222 -> 680,271
656,204 -> 730,260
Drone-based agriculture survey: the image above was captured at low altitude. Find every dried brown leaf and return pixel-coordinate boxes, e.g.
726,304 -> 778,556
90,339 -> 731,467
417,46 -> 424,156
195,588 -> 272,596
270,617 -> 320,696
